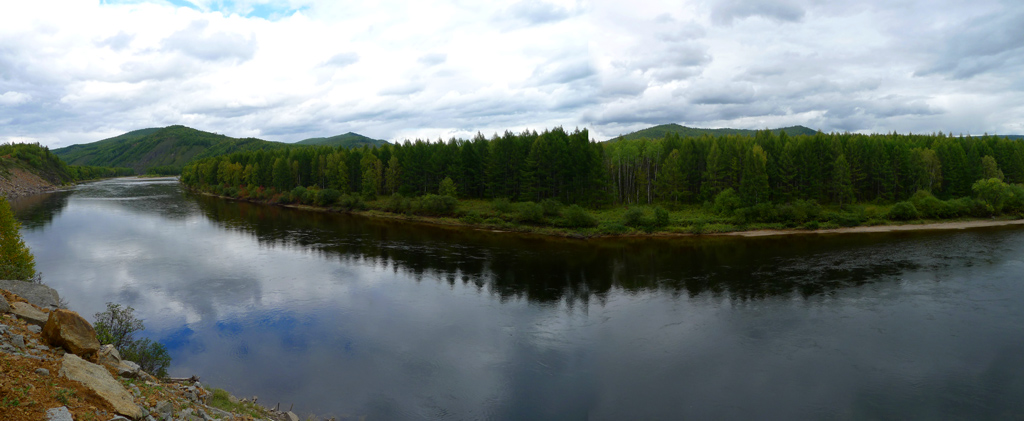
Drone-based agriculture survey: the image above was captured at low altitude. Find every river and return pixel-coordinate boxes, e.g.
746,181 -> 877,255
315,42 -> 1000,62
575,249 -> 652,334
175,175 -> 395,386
11,177 -> 1024,419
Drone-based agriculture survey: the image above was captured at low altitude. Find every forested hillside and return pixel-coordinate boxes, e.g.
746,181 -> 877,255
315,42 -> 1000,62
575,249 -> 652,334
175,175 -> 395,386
607,124 -> 817,142
1,142 -> 132,185
296,132 -> 389,148
53,126 -> 293,175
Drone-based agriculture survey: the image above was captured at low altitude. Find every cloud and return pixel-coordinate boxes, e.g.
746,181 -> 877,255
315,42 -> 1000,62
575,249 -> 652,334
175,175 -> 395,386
161,19 -> 257,62
711,0 -> 805,25
502,0 -> 572,26
323,52 -> 359,68
417,53 -> 447,67
914,10 -> 1024,79
0,0 -> 1020,146
0,91 -> 32,106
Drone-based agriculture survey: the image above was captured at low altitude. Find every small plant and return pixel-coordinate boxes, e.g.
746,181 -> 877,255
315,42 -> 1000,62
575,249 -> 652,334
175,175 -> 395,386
623,207 -> 646,227
53,388 -> 76,406
94,302 -> 172,378
562,205 -> 597,228
492,198 -> 513,213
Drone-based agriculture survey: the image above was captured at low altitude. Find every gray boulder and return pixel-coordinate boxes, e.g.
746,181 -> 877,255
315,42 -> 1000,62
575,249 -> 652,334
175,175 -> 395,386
0,293 -> 9,313
58,353 -> 145,419
45,406 -> 74,421
0,280 -> 60,309
10,301 -> 48,326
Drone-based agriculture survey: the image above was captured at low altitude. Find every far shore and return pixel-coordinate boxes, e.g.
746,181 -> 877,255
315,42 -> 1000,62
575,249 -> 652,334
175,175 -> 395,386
726,219 -> 1024,237
184,187 -> 1024,240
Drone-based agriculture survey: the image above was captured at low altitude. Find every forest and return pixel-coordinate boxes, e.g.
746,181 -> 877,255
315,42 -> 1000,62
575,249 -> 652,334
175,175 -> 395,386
179,128 -> 1024,233
1,142 -> 134,184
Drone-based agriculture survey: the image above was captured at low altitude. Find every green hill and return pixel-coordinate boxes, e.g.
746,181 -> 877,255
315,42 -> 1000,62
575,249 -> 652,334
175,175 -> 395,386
607,124 -> 818,142
295,132 -> 389,148
53,126 -> 292,175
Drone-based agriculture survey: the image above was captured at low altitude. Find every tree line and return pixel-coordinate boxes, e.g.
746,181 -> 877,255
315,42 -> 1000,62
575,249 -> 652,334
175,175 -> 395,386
183,128 -> 1024,207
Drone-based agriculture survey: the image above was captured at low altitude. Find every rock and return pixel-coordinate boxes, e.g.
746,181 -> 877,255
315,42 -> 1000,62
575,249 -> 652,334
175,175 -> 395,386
58,353 -> 145,419
0,280 -> 61,309
110,417 -> 131,421
155,400 -> 174,419
118,360 -> 142,378
0,293 -> 9,313
10,301 -> 48,326
28,324 -> 41,333
286,411 -> 300,421
43,309 -> 101,358
130,384 -> 141,397
45,406 -> 74,421
11,334 -> 26,348
36,367 -> 50,376
98,344 -> 123,368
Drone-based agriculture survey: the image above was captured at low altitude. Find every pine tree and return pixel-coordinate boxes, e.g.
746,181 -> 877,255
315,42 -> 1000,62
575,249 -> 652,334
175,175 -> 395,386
832,154 -> 855,206
0,197 -> 36,281
739,145 -> 769,206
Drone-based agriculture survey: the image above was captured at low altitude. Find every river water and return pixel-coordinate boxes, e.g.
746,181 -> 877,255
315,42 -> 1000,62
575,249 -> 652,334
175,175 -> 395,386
10,177 -> 1024,420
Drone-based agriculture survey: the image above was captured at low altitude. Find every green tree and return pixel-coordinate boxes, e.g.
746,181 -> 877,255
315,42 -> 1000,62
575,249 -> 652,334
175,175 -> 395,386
439,176 -> 458,197
94,302 -> 171,378
0,197 -> 36,281
981,155 -> 1004,181
739,145 -> 769,206
832,154 -> 855,206
972,178 -> 1011,214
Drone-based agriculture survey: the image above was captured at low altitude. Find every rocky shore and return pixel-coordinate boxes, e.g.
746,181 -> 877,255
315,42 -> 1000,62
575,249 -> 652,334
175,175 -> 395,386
0,168 -> 61,199
0,280 -> 302,421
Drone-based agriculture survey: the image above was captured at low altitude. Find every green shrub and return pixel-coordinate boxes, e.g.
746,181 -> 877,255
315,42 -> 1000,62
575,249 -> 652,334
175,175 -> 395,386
562,204 -> 597,228
337,194 -> 366,211
712,188 -> 742,216
94,302 -> 171,378
316,189 -> 341,207
910,190 -> 947,218
1004,184 -> 1024,214
887,201 -> 919,220
0,197 -> 36,280
459,211 -> 484,224
516,201 -> 544,223
653,206 -> 670,227
599,222 -> 628,234
540,198 -> 563,216
415,194 -> 457,216
623,207 -> 646,227
291,186 -> 310,204
492,198 -> 513,213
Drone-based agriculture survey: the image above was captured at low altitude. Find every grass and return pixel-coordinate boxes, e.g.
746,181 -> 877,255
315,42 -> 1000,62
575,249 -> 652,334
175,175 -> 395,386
208,388 -> 274,418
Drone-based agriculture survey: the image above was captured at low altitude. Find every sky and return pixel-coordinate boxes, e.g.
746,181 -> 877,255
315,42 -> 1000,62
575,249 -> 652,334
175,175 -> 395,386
1,0 -> 1022,148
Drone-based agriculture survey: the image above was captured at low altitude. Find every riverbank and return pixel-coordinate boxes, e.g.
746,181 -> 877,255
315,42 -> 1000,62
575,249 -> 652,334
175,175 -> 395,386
0,280 -> 298,421
189,187 -> 1024,239
0,167 -> 62,199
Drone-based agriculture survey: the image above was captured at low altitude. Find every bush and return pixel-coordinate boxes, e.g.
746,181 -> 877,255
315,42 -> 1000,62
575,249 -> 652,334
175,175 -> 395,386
316,189 -> 341,207
459,211 -> 484,224
712,188 -> 742,216
972,178 -> 1012,214
623,207 -> 646,227
383,194 -> 412,213
415,194 -> 457,216
337,194 -> 366,211
736,202 -> 778,223
121,338 -> 171,379
653,206 -> 670,227
540,198 -> 563,216
0,197 -> 36,281
94,302 -> 171,378
562,204 -> 597,228
944,197 -> 973,218
1004,184 -> 1024,214
910,190 -> 947,218
291,186 -> 310,204
887,201 -> 919,220
516,201 -> 544,223
492,198 -> 513,214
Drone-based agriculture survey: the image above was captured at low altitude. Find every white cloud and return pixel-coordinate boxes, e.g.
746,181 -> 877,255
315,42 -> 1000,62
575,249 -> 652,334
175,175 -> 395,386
0,0 -> 1021,146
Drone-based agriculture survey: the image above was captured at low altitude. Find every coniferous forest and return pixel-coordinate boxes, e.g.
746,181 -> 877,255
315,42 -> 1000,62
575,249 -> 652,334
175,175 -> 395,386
180,128 -> 1024,234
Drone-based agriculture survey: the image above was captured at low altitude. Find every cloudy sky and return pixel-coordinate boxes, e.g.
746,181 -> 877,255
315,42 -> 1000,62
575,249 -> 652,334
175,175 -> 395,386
1,0 -> 1022,147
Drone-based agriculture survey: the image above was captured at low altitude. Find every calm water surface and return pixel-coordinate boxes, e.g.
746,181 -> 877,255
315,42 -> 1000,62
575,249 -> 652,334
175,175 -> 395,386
11,178 -> 1024,420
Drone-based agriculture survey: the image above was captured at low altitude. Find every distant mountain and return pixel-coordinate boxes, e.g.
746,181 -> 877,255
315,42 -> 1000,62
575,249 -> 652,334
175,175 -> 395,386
295,132 -> 389,148
54,126 -> 292,174
607,124 -> 818,142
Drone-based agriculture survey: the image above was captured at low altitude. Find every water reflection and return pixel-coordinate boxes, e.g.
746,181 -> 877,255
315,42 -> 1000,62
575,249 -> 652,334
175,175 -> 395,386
190,193 -> 997,303
11,178 -> 1024,420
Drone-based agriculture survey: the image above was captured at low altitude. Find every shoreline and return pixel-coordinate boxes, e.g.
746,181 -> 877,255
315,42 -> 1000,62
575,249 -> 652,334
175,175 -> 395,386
187,187 -> 1024,240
